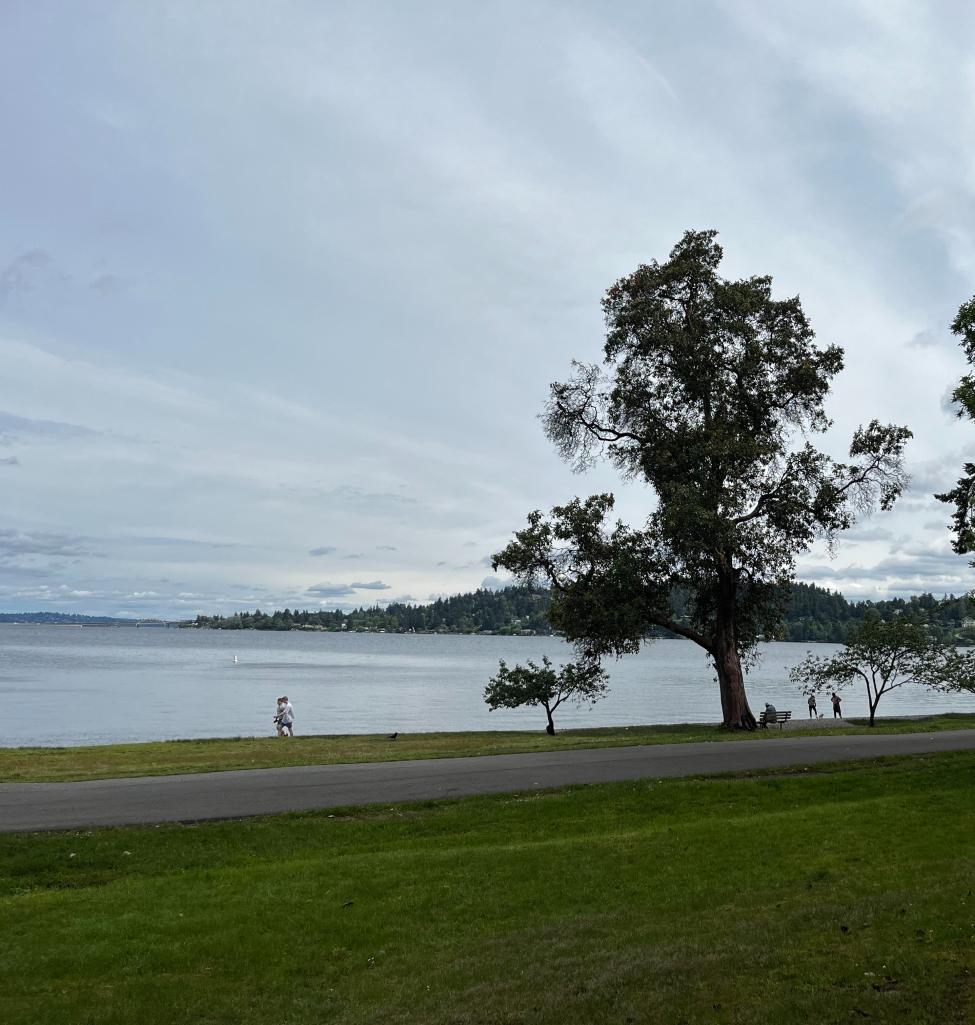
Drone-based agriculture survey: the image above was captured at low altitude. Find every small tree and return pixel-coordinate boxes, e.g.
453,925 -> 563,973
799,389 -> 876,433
484,656 -> 608,735
789,615 -> 975,726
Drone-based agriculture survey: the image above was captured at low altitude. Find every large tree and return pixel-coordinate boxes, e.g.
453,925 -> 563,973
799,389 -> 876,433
936,295 -> 975,551
494,230 -> 911,729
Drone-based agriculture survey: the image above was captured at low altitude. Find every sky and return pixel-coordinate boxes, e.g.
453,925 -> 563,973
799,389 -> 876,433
2,0 -> 975,619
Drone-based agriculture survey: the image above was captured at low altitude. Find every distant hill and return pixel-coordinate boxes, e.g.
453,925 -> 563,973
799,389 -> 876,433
6,582 -> 973,641
192,581 -> 975,644
0,612 -> 173,626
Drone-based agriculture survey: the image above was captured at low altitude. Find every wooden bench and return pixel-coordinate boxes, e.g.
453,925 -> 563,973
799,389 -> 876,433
758,710 -> 792,730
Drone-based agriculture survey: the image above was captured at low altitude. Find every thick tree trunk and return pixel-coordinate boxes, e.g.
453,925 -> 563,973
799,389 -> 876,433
713,566 -> 757,730
544,704 -> 555,735
714,636 -> 757,730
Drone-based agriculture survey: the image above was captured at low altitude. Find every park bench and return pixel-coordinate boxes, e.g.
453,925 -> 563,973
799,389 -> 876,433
758,710 -> 792,730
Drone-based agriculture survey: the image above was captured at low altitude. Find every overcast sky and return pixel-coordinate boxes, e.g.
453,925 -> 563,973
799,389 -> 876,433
2,1 -> 975,619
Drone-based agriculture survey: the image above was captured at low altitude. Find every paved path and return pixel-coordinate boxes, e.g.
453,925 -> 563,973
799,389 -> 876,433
3,729 -> 975,833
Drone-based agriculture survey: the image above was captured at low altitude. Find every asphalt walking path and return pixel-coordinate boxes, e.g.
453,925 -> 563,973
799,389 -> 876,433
3,729 -> 975,833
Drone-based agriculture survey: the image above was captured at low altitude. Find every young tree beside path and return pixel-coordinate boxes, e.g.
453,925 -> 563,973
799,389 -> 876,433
484,657 -> 608,735
789,615 -> 975,726
494,230 -> 912,730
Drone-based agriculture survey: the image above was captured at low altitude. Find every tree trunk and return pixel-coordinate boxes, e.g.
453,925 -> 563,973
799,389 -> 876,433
713,568 -> 757,730
863,677 -> 877,726
714,636 -> 756,730
544,704 -> 555,736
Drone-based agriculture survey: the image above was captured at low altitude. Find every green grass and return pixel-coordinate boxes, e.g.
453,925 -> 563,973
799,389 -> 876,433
3,712 -> 975,782
2,751 -> 974,1023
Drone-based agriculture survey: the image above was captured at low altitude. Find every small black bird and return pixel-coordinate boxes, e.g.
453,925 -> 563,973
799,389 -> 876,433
387,732 -> 398,741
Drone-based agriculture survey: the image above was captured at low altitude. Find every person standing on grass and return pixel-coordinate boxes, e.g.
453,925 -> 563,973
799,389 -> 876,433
279,695 -> 295,737
808,694 -> 817,718
831,691 -> 842,718
273,697 -> 286,737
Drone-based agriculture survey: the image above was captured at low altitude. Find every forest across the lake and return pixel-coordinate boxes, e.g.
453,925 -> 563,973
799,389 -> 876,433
189,582 -> 975,644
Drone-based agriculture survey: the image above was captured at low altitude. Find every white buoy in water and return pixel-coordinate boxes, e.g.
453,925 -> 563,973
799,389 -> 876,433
233,654 -> 239,664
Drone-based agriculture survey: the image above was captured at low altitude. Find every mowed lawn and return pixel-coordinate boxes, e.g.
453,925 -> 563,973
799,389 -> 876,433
2,753 -> 974,1024
3,713 -> 975,782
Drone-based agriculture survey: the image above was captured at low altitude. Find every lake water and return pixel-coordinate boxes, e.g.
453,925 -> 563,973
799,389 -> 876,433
1,625 -> 972,747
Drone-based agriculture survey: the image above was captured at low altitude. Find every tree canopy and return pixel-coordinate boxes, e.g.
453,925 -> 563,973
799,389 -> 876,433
484,656 -> 608,735
937,295 -> 975,552
790,614 -> 975,726
494,229 -> 911,729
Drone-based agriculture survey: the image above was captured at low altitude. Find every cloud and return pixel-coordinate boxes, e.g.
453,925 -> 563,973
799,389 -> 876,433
906,452 -> 965,497
0,529 -> 95,565
308,546 -> 337,556
376,544 -> 397,551
306,582 -> 356,597
839,525 -> 894,542
306,579 -> 391,597
908,329 -> 946,348
0,456 -> 19,467
89,273 -> 127,295
801,531 -> 975,598
118,535 -> 238,550
0,411 -> 100,441
341,553 -> 364,559
320,486 -> 418,510
0,249 -> 54,300
480,573 -> 514,592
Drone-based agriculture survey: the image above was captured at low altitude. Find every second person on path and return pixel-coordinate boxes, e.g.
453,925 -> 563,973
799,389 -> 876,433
278,696 -> 295,737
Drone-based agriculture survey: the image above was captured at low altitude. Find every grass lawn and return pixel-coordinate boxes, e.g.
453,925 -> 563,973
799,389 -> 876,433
2,752 -> 974,1024
2,712 -> 975,782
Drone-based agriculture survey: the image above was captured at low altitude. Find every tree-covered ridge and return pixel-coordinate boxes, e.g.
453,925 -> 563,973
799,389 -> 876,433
192,582 -> 975,644
193,588 -> 553,635
0,612 -> 167,626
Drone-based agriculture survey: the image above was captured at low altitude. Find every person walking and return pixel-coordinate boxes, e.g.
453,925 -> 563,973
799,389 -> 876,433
831,691 -> 842,719
273,697 -> 286,737
807,694 -> 817,719
278,695 -> 295,737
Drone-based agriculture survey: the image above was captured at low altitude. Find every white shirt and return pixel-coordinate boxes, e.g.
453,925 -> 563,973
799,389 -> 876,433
279,702 -> 294,725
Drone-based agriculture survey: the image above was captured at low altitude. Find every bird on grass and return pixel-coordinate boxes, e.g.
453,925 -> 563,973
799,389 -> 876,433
387,732 -> 399,741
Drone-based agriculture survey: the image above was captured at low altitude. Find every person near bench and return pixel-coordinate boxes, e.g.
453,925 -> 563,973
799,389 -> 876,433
760,704 -> 792,728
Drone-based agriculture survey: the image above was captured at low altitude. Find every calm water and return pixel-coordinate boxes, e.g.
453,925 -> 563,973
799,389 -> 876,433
1,625 -> 972,747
